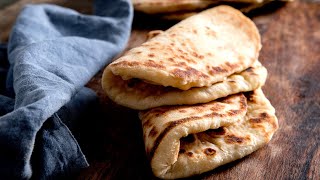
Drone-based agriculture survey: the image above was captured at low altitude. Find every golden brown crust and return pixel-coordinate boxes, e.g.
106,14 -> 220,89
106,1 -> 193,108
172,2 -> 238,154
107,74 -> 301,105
140,93 -> 247,159
139,89 -> 278,179
102,61 -> 267,110
106,6 -> 261,90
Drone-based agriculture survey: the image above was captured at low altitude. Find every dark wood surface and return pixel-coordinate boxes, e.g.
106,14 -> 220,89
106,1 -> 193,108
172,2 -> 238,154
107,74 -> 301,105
1,0 -> 320,179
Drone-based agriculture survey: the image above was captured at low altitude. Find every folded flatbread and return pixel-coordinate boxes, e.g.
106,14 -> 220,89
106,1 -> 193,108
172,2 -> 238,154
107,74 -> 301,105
102,6 -> 262,109
139,88 -> 278,179
103,60 -> 267,110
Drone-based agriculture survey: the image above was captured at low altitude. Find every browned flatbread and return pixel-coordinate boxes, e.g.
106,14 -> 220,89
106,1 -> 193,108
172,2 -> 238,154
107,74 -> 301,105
107,6 -> 261,91
102,6 -> 267,110
102,6 -> 262,110
106,6 -> 261,91
159,1 -> 274,21
101,4 -> 277,179
132,0 -> 217,14
132,0 -> 293,17
139,88 -> 278,179
102,60 -> 267,110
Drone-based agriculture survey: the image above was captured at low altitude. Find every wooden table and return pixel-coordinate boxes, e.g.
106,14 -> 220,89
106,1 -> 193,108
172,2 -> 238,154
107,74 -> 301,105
1,0 -> 319,179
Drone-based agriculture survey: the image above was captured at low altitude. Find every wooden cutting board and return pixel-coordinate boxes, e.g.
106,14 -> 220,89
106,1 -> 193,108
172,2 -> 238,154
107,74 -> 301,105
1,0 -> 319,179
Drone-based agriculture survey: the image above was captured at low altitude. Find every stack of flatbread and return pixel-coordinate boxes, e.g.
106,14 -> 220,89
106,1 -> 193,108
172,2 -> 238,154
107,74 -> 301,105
102,6 -> 278,179
132,0 -> 293,20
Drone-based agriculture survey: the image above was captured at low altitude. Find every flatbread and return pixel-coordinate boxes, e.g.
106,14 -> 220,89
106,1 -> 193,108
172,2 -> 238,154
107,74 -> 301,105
132,0 -> 278,15
132,0 -> 217,14
159,0 -> 273,21
139,88 -> 278,179
106,6 -> 261,91
102,61 -> 267,110
133,0 -> 293,20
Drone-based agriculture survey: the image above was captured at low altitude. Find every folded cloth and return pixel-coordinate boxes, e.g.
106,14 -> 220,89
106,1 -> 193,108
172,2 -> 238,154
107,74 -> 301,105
0,0 -> 133,179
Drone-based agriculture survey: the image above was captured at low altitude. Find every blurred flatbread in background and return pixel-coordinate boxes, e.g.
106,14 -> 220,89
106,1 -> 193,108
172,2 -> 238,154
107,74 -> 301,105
132,0 -> 217,14
132,0 -> 294,20
160,1 -> 274,20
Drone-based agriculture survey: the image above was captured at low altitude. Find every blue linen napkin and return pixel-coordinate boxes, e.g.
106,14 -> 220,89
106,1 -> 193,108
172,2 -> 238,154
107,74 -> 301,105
0,0 -> 133,179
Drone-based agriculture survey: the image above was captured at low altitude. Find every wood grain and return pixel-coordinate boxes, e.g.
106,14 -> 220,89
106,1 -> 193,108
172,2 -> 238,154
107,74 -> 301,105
0,0 -> 319,179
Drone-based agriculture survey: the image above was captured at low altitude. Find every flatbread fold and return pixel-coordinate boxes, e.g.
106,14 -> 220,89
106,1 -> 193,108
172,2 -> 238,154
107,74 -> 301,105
139,88 -> 278,179
102,6 -> 262,110
103,61 -> 267,110
106,5 -> 261,91
101,5 -> 278,179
